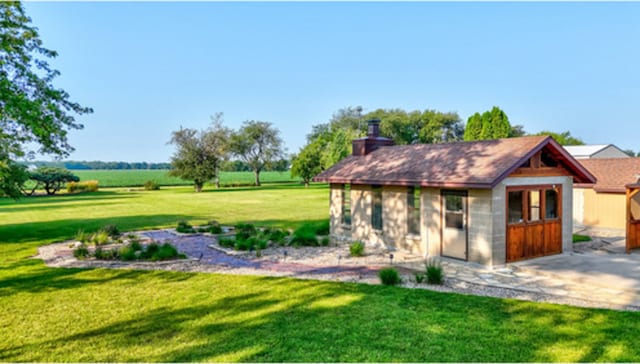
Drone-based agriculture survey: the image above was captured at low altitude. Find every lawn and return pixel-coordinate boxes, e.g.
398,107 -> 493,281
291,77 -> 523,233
72,170 -> 297,187
1,184 -> 640,362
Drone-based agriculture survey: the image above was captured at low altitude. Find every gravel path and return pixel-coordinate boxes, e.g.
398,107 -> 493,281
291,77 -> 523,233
35,230 -> 640,312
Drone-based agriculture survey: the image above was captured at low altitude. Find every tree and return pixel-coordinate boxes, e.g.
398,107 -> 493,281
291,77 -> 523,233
509,124 -> 526,137
533,131 -> 585,146
464,113 -> 482,141
465,106 -> 513,141
230,121 -> 284,186
0,2 -> 92,197
418,110 -> 464,143
291,140 -> 323,187
168,114 -> 230,192
0,157 -> 29,198
26,167 -> 79,195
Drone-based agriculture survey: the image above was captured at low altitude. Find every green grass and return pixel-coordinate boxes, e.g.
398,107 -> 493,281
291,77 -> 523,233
1,185 -> 640,361
573,234 -> 592,243
73,170 -> 297,187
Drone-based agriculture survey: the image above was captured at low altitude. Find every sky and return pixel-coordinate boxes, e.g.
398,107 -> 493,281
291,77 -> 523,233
23,1 -> 640,163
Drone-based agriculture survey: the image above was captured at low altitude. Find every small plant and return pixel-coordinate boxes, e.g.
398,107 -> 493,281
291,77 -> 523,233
349,241 -> 365,257
573,234 -> 592,243
101,224 -> 120,237
415,273 -> 425,284
73,244 -> 90,259
143,180 -> 160,191
176,220 -> 195,233
94,246 -> 119,260
75,230 -> 89,243
425,258 -> 444,285
91,230 -> 110,246
379,267 -> 401,286
291,224 -> 318,246
320,236 -> 330,246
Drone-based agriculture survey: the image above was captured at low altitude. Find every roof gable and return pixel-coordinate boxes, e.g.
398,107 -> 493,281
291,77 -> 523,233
314,136 -> 596,188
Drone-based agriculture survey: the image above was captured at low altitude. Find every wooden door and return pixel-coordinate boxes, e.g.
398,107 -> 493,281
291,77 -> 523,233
506,186 -> 562,262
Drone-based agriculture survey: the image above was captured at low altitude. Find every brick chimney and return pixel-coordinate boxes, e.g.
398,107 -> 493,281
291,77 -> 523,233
352,119 -> 394,156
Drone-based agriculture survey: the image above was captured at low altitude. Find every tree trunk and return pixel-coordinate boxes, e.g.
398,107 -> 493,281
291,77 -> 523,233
304,179 -> 309,188
194,182 -> 203,192
254,169 -> 261,186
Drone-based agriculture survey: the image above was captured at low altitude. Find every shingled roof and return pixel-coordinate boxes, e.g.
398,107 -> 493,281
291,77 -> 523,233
576,158 -> 640,193
314,135 -> 595,189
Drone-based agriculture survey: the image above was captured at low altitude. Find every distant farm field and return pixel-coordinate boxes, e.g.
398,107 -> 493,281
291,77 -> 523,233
74,170 -> 297,187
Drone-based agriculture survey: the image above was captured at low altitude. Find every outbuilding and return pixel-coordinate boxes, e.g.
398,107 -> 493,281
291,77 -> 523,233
573,158 -> 640,234
314,120 -> 596,265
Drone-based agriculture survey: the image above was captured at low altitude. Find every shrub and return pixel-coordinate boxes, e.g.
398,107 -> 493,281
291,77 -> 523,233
218,237 -> 235,248
91,230 -> 110,245
143,243 -> 160,258
425,259 -> 444,285
291,224 -> 318,246
143,180 -> 160,191
265,228 -> 288,246
235,223 -> 257,241
176,220 -> 195,233
313,220 -> 330,235
208,225 -> 223,234
130,240 -> 142,251
153,243 -> 181,261
101,224 -> 120,237
320,236 -> 330,246
196,227 -> 208,233
349,241 -> 365,257
415,273 -> 425,284
73,244 -> 90,259
379,268 -> 401,286
67,180 -> 99,193
234,239 -> 250,251
119,245 -> 137,261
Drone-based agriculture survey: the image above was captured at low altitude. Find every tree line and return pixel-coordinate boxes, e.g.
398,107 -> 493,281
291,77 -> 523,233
25,159 -> 290,172
289,106 -> 604,186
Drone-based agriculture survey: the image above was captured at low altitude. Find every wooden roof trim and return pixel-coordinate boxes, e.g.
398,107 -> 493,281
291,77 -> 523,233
490,136 -> 596,187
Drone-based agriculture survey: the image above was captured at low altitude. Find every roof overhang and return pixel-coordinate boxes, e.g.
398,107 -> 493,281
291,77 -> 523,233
489,136 -> 597,188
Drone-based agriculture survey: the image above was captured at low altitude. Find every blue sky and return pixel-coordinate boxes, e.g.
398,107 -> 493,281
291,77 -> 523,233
24,2 -> 640,162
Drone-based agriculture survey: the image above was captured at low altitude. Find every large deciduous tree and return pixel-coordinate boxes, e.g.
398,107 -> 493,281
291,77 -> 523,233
230,121 -> 284,186
168,114 -> 230,192
0,2 -> 92,197
291,139 -> 323,187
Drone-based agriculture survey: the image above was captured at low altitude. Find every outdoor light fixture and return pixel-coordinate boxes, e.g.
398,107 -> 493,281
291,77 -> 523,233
389,253 -> 394,265
283,250 -> 288,261
337,254 -> 342,265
